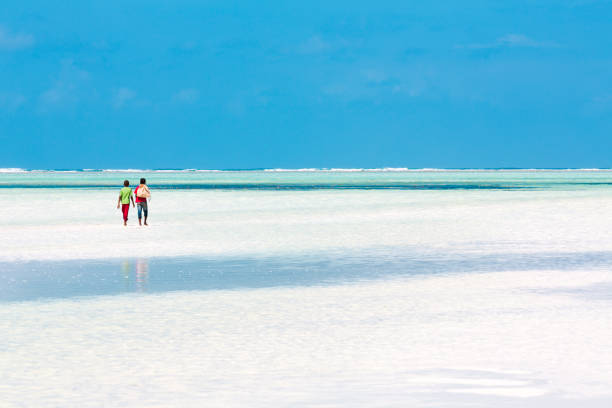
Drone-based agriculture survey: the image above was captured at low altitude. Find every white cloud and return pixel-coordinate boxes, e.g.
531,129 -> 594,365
584,94 -> 612,115
497,34 -> 540,47
225,98 -> 245,116
40,85 -> 74,106
323,66 -> 427,102
38,60 -> 90,111
0,92 -> 26,110
593,94 -> 612,104
298,36 -> 333,54
362,69 -> 389,84
297,35 -> 353,55
172,88 -> 199,103
113,88 -> 136,108
457,34 -> 557,50
0,26 -> 34,50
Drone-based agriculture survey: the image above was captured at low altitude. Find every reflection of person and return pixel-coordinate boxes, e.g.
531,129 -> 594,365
121,260 -> 131,291
135,259 -> 149,292
117,180 -> 135,226
134,178 -> 151,226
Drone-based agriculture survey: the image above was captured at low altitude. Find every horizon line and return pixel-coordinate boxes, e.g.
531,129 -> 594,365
2,167 -> 612,173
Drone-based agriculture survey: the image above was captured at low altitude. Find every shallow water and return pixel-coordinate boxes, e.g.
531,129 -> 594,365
2,250 -> 612,302
1,170 -> 612,406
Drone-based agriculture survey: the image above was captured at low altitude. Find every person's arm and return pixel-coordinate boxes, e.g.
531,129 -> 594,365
131,193 -> 135,207
117,194 -> 121,209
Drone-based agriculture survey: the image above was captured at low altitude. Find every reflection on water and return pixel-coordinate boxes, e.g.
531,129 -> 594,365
120,259 -> 149,293
122,260 -> 130,291
135,259 -> 149,292
2,250 -> 612,302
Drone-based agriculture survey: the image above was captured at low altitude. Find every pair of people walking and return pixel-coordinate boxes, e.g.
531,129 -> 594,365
117,178 -> 151,226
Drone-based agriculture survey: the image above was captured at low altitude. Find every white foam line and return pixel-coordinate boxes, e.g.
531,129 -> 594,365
100,169 -> 151,172
0,168 -> 26,173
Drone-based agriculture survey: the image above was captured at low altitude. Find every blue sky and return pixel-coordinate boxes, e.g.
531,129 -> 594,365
1,0 -> 611,169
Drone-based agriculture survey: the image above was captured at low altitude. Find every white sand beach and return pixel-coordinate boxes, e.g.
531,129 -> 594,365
1,171 -> 612,406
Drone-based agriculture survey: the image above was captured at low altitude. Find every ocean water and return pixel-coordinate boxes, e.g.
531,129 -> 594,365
1,170 -> 612,407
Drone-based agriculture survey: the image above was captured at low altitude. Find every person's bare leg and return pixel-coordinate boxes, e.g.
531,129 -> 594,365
144,215 -> 148,226
138,217 -> 142,226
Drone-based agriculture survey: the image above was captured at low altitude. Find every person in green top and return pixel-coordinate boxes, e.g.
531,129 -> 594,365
116,180 -> 135,226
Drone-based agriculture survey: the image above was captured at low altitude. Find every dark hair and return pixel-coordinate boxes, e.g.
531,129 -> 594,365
123,180 -> 129,186
140,178 -> 146,184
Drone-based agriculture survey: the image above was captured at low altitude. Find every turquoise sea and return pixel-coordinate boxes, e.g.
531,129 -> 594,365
2,168 -> 612,189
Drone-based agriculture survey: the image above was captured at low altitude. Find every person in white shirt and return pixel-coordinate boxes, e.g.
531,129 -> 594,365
134,178 -> 151,226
